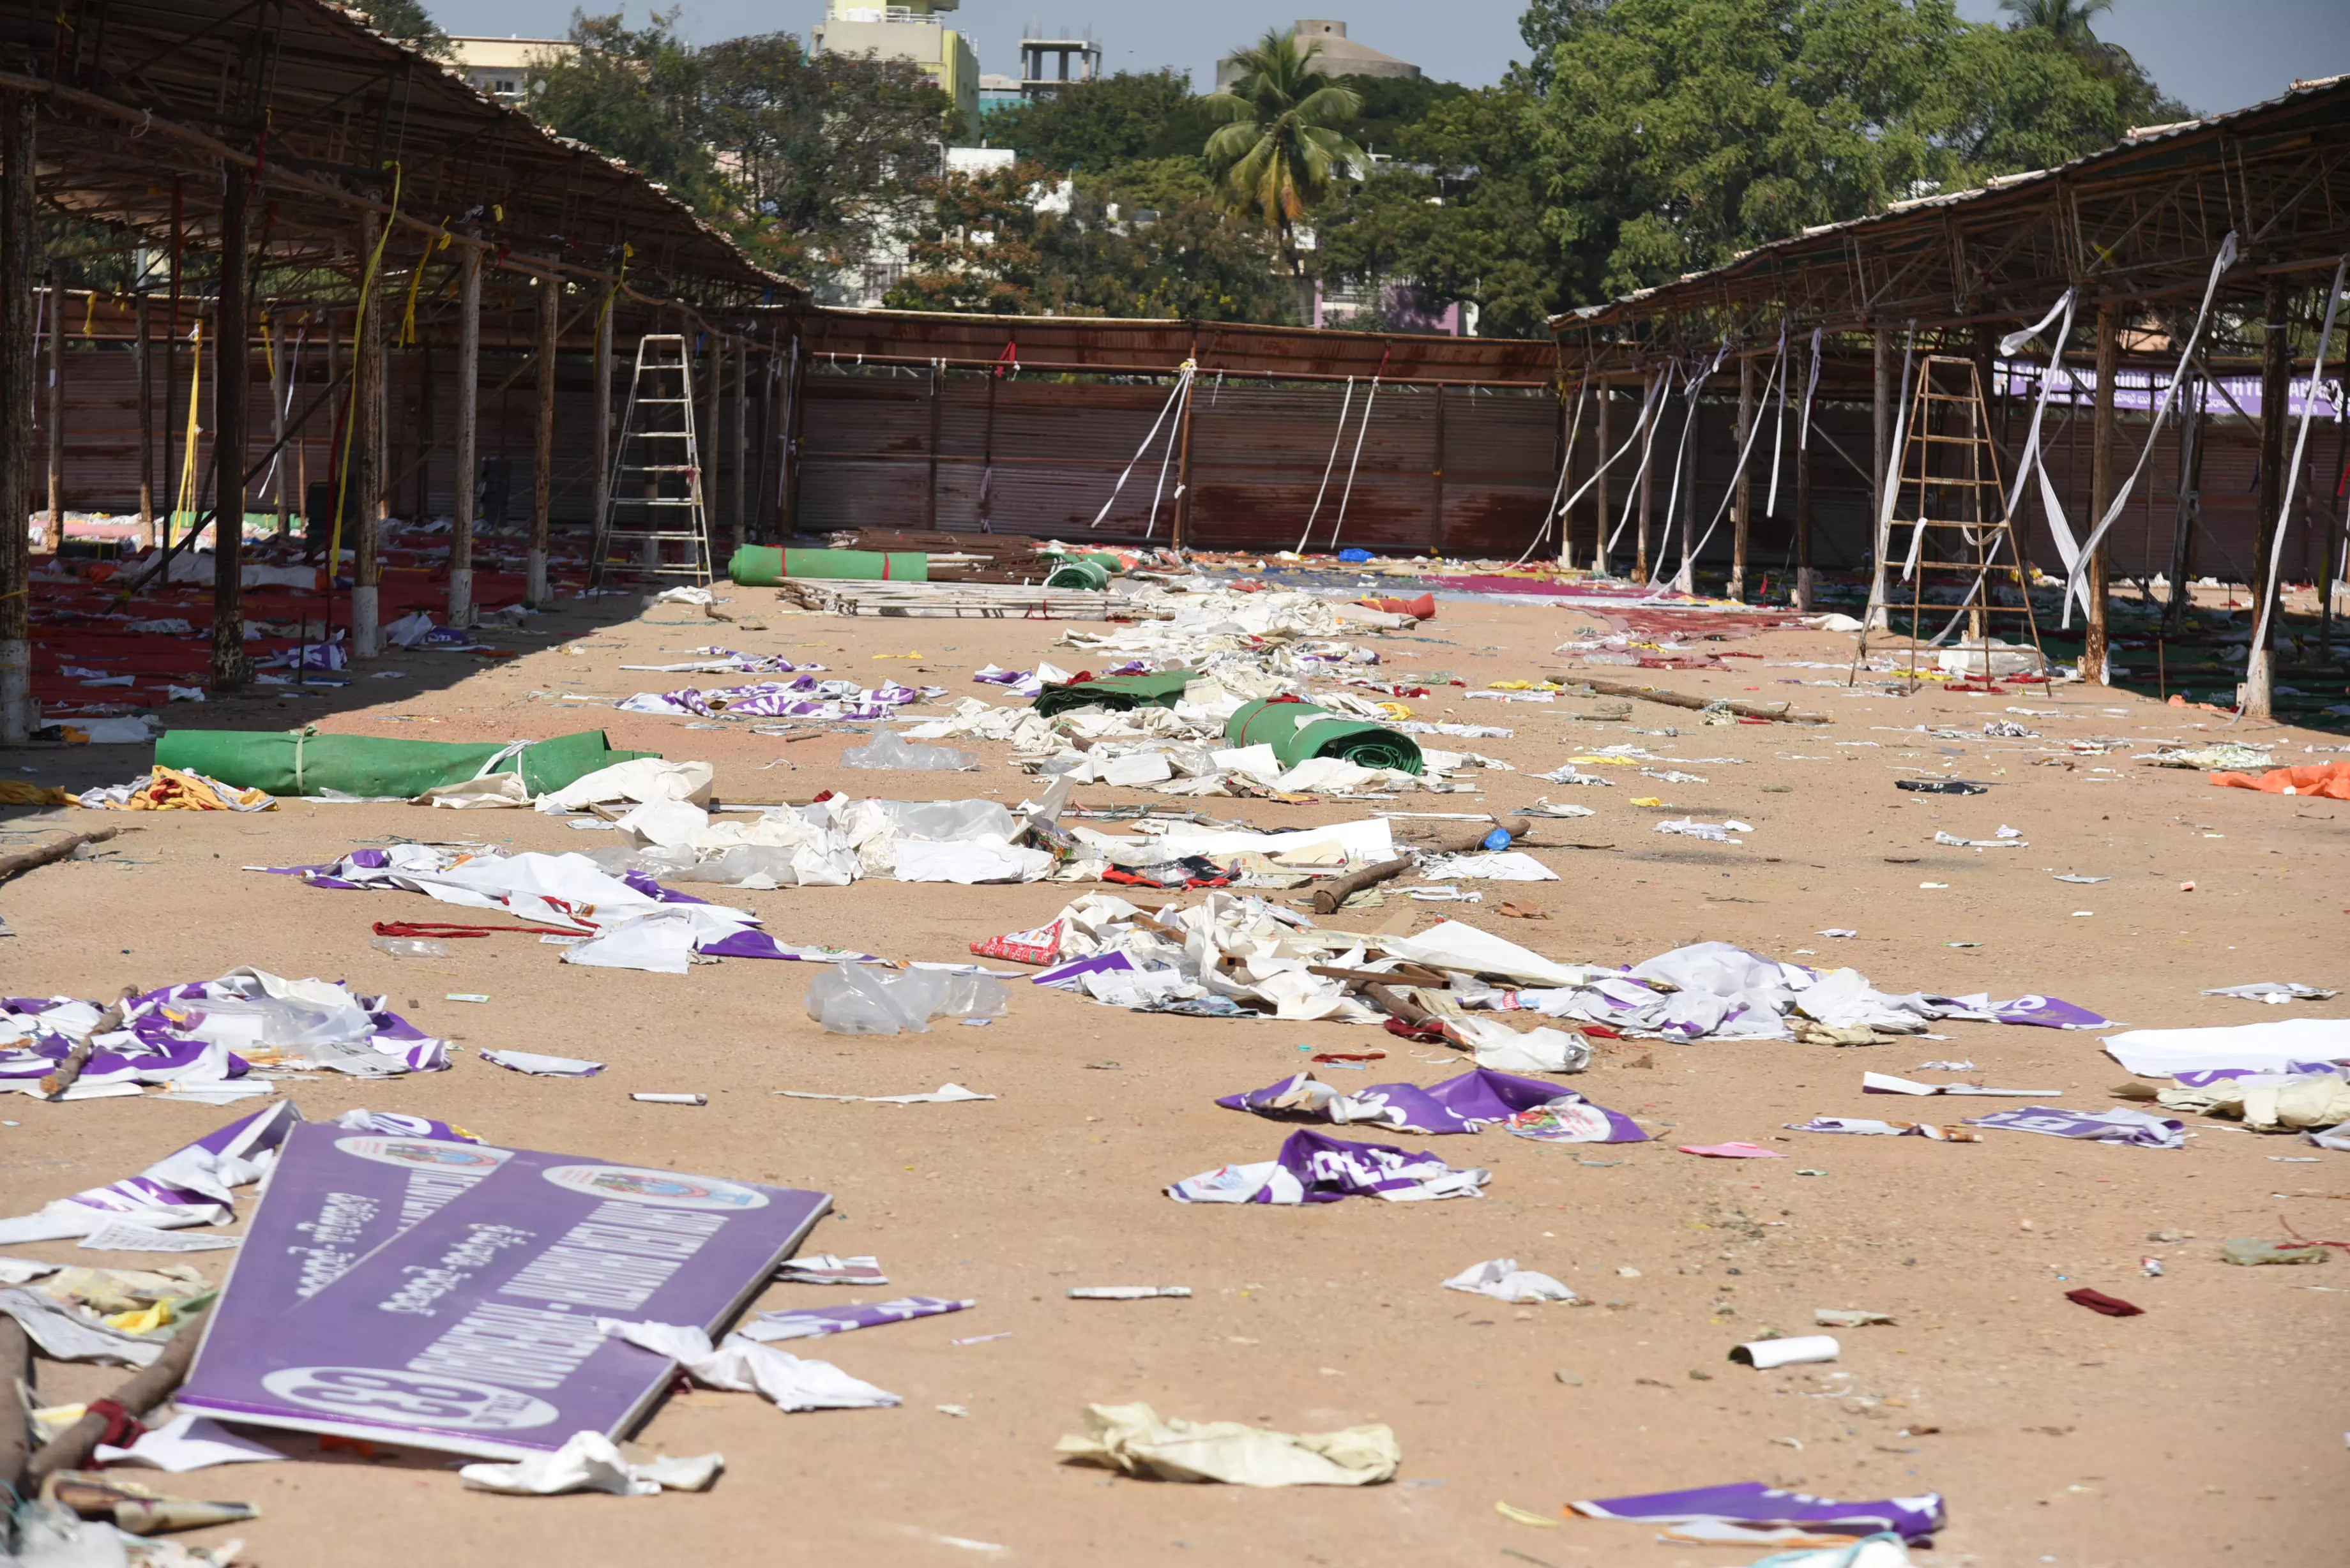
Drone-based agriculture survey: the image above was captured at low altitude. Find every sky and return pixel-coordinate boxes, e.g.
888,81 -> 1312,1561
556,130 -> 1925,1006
433,1 -> 2350,121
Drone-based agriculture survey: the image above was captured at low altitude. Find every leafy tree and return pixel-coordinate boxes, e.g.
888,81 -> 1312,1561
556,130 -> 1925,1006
1076,157 -> 1214,217
886,161 -> 1058,314
1526,0 -> 2144,301
1340,73 -> 1471,155
1998,0 -> 2190,121
1204,29 -> 1367,262
986,71 -> 1194,170
350,0 -> 453,59
529,12 -> 954,287
1312,86 -> 1566,336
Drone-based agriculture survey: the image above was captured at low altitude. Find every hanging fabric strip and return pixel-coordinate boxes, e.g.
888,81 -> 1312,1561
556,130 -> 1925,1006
1089,360 -> 1194,530
1605,366 -> 1674,556
1764,322 -> 1791,518
1144,365 -> 1194,539
1293,376 -> 1356,554
1326,375 -> 1382,551
1513,368 -> 1586,566
1674,334 -> 1791,591
1561,371 -> 1663,570
1798,328 -> 1823,453
1655,358 -> 1711,584
2064,232 -> 2241,599
1872,325 -> 1917,582
1996,289 -> 2090,626
2250,252 -> 2347,656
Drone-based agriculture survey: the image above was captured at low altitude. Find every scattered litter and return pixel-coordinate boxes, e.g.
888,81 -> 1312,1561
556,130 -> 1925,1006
1679,1142 -> 1787,1159
481,1050 -> 604,1076
2065,1287 -> 2144,1316
77,1221 -> 241,1253
741,1296 -> 974,1341
1656,818 -> 1752,843
777,1255 -> 886,1286
1068,1286 -> 1191,1299
459,1430 -> 722,1496
807,965 -> 1007,1036
444,992 -> 490,1004
2103,1018 -> 2350,1076
1862,1073 -> 2056,1097
1964,1106 -> 2187,1148
1731,1335 -> 1840,1369
777,1083 -> 996,1106
1496,1500 -> 1561,1528
1441,1258 -> 1577,1304
1215,1067 -> 1644,1142
2202,981 -> 2337,1004
1568,1482 -> 1945,1546
631,1092 -> 706,1106
2054,874 -> 2109,884
600,1317 -> 902,1410
1816,928 -> 1858,939
1055,1401 -> 1400,1486
2221,1238 -> 2329,1267
96,1411 -> 287,1473
1167,1129 -> 1489,1204
1895,780 -> 1987,795
1814,1308 -> 1895,1328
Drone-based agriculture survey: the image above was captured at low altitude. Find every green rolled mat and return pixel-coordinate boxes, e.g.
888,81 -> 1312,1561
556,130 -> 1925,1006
1226,697 -> 1424,776
153,728 -> 660,799
728,546 -> 929,585
1033,670 -> 1199,720
1042,559 -> 1111,591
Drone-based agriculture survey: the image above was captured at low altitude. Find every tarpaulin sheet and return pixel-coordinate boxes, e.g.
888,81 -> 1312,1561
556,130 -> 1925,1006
2211,760 -> 2350,799
155,728 -> 657,799
1033,670 -> 1197,720
727,547 -> 928,585
1227,697 -> 1423,776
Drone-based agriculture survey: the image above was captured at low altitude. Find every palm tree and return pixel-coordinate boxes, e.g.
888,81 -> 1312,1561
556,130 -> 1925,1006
1998,0 -> 2115,45
1203,29 -> 1367,268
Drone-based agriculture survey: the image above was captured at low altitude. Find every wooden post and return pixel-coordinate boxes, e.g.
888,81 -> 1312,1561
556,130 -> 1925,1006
781,333 -> 805,538
136,293 -> 155,547
448,239 -> 480,627
2245,278 -> 2293,718
2164,371 -> 2202,636
1592,382 -> 1612,575
2084,300 -> 2121,686
1636,372 -> 1655,582
529,273 -> 556,605
1675,379 -> 1700,591
350,216 -> 383,657
45,260 -> 62,545
1731,351 -> 1755,600
924,358 -> 941,531
591,287 -> 613,570
1868,326 -> 1892,628
1431,382 -> 1448,557
0,93 -> 34,741
268,311 -> 287,532
1794,365 -> 1817,612
209,164 -> 251,691
1172,342 -> 1200,550
730,333 -> 747,559
704,332 -> 724,548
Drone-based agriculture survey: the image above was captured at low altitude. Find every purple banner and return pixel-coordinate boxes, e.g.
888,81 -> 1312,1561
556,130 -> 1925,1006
1964,1105 -> 2187,1147
201,1122 -> 514,1325
1167,1129 -> 1489,1205
1216,1067 -> 1646,1143
742,1296 -> 973,1341
1570,1481 -> 1946,1544
181,1150 -> 829,1458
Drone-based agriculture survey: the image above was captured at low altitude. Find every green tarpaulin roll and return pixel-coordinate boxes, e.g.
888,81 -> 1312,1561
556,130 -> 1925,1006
729,546 -> 929,585
154,728 -> 659,799
1226,698 -> 1424,776
1033,670 -> 1199,720
1042,559 -> 1111,591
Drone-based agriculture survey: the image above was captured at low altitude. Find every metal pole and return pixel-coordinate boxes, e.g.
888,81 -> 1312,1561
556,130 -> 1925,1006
449,238 -> 480,627
1172,340 -> 1200,550
269,310 -> 287,532
44,261 -> 61,544
2164,371 -> 2201,636
729,331 -> 747,561
1868,326 -> 1891,628
591,286 -> 613,575
136,293 -> 154,547
350,214 -> 383,658
1731,352 -> 1755,600
1591,382 -> 1612,575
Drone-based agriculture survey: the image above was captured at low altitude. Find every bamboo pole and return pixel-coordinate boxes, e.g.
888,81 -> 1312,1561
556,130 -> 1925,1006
2084,301 -> 2121,686
449,237 -> 480,627
0,93 -> 33,741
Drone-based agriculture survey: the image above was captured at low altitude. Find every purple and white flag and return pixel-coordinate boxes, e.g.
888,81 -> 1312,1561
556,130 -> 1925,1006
1930,992 -> 2112,1030
1216,1067 -> 1646,1143
1569,1481 -> 1946,1544
1965,1105 -> 2187,1148
1167,1129 -> 1489,1205
740,1296 -> 973,1342
1789,1117 -> 1970,1140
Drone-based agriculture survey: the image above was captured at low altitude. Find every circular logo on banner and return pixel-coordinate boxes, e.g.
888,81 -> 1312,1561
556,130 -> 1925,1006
1502,1103 -> 1614,1143
539,1163 -> 769,1210
333,1136 -> 512,1173
261,1366 -> 559,1431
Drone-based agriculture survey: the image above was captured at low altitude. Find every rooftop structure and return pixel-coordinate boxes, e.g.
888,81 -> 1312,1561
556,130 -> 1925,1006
812,0 -> 980,137
443,35 -> 574,102
1218,19 -> 1420,89
1020,32 -> 1102,99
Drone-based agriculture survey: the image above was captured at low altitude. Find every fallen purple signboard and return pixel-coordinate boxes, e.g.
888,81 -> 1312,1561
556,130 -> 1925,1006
181,1147 -> 829,1458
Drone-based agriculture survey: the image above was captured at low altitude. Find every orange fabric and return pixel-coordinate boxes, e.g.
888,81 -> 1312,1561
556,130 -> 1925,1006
2211,760 -> 2350,799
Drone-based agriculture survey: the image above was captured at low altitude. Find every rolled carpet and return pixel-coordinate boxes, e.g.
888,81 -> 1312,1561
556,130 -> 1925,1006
1227,697 -> 1423,776
153,728 -> 659,799
729,546 -> 929,585
1042,559 -> 1111,591
1033,670 -> 1199,720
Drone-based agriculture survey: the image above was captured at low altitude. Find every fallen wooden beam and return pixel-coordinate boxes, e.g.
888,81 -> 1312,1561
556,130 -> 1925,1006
27,1320 -> 201,1484
1555,675 -> 1831,724
0,824 -> 125,884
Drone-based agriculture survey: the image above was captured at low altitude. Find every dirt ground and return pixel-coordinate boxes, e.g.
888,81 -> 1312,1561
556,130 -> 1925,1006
3,584 -> 2345,1568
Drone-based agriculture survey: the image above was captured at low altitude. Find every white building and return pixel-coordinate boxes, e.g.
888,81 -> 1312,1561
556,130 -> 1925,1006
444,36 -> 574,102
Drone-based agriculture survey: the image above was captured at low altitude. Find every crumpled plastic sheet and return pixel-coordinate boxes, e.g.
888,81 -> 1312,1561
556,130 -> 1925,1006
616,675 -> 939,721
1215,1066 -> 1643,1140
598,1318 -> 900,1411
459,1429 -> 722,1496
1442,1257 -> 1577,1304
1569,1481 -> 1945,1546
2155,1068 -> 2350,1130
1055,1400 -> 1400,1486
0,1101 -> 298,1244
1964,1105 -> 2188,1148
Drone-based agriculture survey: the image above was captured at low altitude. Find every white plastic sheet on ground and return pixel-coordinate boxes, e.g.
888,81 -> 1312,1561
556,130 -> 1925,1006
459,1430 -> 720,1496
1055,1401 -> 1400,1487
598,1318 -> 900,1412
1442,1258 -> 1577,1304
2103,1018 -> 2350,1077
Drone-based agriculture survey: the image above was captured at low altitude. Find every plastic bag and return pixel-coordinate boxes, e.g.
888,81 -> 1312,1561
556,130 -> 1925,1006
805,964 -> 1008,1036
370,937 -> 448,958
840,731 -> 978,771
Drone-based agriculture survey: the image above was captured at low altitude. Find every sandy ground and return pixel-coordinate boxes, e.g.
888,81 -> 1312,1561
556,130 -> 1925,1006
3,585 -> 2346,1568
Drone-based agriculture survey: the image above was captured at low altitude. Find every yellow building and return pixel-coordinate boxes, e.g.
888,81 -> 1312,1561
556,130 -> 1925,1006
444,36 -> 577,103
811,1 -> 978,139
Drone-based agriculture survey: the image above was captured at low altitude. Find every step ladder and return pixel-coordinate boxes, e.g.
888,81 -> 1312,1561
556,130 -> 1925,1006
1851,355 -> 2050,686
590,334 -> 712,590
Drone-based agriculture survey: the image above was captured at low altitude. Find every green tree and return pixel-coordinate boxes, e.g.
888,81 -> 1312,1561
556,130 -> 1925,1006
533,11 -> 718,205
1527,0 -> 2143,302
1342,73 -> 1471,155
1312,86 -> 1565,336
350,0 -> 453,59
987,71 -> 1194,170
1998,0 -> 2190,121
1203,29 -> 1368,262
